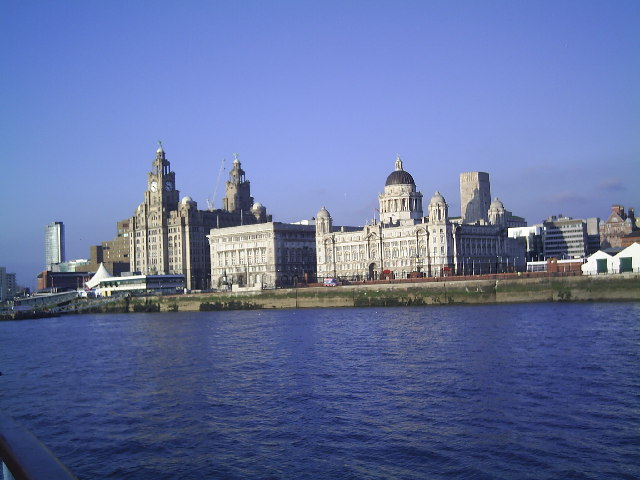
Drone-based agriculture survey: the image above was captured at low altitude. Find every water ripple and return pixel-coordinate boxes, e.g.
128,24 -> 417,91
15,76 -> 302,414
1,303 -> 639,479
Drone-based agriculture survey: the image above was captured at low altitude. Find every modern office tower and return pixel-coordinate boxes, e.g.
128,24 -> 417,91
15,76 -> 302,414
460,172 -> 491,224
508,226 -> 544,262
0,266 -> 17,301
542,216 -> 589,259
45,221 -> 65,269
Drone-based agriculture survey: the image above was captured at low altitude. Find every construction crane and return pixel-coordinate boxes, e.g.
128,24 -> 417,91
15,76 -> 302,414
206,158 -> 226,211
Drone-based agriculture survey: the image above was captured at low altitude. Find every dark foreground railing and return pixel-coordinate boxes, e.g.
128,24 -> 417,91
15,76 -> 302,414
0,413 -> 77,480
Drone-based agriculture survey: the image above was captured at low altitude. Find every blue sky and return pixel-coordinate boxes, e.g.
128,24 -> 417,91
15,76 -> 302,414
1,0 -> 638,288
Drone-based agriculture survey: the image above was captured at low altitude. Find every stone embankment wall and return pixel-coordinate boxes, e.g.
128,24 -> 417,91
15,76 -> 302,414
119,274 -> 639,312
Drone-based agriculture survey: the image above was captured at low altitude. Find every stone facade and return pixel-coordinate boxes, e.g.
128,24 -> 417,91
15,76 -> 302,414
460,171 -> 491,224
600,205 -> 637,248
316,158 -> 525,281
129,145 -> 270,290
103,220 -> 131,266
378,156 -> 424,225
208,222 -> 317,289
83,220 -> 131,276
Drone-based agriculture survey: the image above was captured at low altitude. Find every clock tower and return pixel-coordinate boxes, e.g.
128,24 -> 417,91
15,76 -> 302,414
146,142 -> 179,208
129,144 -> 271,290
131,143 -> 181,276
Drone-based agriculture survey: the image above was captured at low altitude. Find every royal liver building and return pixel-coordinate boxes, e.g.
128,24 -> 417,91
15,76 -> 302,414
315,156 -> 526,280
129,145 -> 270,290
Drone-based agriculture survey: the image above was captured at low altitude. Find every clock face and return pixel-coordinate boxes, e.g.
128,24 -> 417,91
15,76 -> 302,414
165,181 -> 173,191
150,181 -> 158,192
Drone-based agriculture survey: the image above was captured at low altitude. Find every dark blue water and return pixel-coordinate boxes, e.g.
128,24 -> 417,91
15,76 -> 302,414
1,303 -> 639,479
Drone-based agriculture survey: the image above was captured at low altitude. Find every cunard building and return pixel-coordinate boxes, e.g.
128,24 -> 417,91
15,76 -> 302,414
315,156 -> 526,281
129,145 -> 270,290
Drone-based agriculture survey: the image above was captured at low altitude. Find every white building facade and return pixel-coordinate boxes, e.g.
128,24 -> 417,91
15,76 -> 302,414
208,222 -> 317,289
45,221 -> 65,270
316,157 -> 526,281
581,243 -> 640,275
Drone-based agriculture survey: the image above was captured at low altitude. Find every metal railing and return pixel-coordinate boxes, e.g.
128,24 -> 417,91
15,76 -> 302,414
0,413 -> 77,480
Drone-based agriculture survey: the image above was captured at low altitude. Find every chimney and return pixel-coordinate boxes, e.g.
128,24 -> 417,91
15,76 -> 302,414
612,205 -> 626,219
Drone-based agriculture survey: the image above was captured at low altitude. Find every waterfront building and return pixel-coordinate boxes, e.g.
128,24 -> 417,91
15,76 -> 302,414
526,258 -> 584,273
44,221 -> 65,270
315,157 -> 526,281
83,220 -> 132,276
36,271 -> 92,292
600,204 -> 637,248
508,225 -> 544,262
103,219 -> 131,268
0,266 -> 17,302
92,273 -> 185,297
620,230 -> 640,248
581,242 -> 640,275
542,215 -> 599,259
51,259 -> 90,272
208,222 -> 317,289
129,145 -> 270,290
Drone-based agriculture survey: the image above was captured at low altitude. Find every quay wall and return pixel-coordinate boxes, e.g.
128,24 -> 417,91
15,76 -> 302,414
125,274 -> 640,312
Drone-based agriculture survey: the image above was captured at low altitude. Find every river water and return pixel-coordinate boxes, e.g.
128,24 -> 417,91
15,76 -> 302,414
1,303 -> 639,479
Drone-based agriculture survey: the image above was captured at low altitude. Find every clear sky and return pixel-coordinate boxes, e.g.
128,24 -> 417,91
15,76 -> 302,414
1,0 -> 638,288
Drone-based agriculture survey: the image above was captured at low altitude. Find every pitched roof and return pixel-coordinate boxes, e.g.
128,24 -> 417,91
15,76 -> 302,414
85,263 -> 113,289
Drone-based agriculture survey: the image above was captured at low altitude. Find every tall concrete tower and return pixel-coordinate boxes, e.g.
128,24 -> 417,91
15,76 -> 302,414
460,172 -> 491,224
45,221 -> 65,269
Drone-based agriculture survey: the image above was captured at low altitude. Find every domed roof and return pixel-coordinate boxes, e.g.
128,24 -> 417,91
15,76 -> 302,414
385,170 -> 415,186
430,191 -> 445,203
490,197 -> 504,209
181,196 -> 193,204
317,206 -> 331,218
251,202 -> 264,211
385,155 -> 415,186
